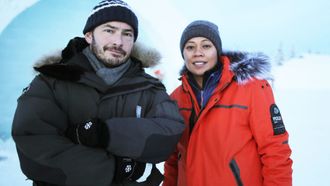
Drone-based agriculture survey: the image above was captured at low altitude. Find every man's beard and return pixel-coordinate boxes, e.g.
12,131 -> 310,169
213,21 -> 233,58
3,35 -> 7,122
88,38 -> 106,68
91,39 -> 129,67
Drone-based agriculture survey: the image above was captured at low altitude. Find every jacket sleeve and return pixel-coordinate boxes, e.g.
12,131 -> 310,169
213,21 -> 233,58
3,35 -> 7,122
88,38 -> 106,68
104,89 -> 185,163
249,80 -> 293,186
12,76 -> 116,186
163,148 -> 179,186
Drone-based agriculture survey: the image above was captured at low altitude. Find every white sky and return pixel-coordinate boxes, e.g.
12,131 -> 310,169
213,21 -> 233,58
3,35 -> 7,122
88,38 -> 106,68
1,0 -> 329,56
127,0 -> 330,55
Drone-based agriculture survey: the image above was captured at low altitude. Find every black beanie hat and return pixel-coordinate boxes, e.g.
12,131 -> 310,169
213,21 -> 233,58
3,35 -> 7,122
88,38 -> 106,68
83,0 -> 138,41
180,20 -> 222,58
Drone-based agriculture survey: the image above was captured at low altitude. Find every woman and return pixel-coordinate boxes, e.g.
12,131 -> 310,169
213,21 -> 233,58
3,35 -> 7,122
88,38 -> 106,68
163,20 -> 293,186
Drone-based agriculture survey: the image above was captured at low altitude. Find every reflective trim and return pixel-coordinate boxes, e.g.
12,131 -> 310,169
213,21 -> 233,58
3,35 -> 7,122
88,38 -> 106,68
136,163 -> 153,182
214,104 -> 248,110
229,159 -> 243,186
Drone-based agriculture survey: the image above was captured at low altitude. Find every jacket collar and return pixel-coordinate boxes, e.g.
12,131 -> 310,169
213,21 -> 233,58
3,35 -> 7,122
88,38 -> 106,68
33,37 -> 161,70
180,51 -> 272,92
33,37 -> 164,94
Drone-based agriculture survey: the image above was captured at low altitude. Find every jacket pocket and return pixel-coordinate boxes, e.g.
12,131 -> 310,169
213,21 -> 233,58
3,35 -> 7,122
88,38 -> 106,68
229,159 -> 243,186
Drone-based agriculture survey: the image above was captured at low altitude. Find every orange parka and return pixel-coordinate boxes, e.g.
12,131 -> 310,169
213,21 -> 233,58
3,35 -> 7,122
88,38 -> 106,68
164,52 -> 292,186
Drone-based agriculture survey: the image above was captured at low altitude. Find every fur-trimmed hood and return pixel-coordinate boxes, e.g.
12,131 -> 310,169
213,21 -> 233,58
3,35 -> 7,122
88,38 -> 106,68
34,37 -> 161,69
180,51 -> 272,84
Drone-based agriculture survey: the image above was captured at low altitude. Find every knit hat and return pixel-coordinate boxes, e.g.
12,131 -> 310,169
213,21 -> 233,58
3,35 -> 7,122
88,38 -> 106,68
180,20 -> 222,58
83,0 -> 138,41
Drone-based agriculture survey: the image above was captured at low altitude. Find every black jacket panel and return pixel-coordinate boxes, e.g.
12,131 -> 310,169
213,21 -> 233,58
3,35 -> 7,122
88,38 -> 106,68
12,49 -> 184,186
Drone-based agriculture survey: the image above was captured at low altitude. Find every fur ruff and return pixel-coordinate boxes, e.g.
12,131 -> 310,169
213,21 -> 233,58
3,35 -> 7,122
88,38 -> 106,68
227,51 -> 272,84
180,51 -> 273,84
34,41 -> 161,69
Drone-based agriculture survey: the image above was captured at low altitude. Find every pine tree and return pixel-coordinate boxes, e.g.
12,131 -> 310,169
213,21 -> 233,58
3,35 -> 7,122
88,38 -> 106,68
275,43 -> 284,66
290,45 -> 295,59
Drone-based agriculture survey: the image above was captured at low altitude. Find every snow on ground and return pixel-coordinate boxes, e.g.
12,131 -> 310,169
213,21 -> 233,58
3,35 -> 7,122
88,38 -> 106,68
273,54 -> 330,91
272,54 -> 330,186
0,140 -> 32,185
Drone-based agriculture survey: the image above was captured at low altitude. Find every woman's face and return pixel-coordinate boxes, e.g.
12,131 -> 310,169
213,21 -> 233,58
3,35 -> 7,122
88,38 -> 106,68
183,37 -> 218,82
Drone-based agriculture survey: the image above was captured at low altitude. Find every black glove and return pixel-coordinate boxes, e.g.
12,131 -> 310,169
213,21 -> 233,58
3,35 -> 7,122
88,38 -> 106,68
66,118 -> 109,148
114,156 -> 146,183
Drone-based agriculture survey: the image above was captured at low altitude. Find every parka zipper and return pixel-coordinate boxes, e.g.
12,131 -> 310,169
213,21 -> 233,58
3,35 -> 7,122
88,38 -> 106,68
188,81 -> 231,133
200,90 -> 204,109
186,75 -> 232,133
196,81 -> 231,121
229,159 -> 243,186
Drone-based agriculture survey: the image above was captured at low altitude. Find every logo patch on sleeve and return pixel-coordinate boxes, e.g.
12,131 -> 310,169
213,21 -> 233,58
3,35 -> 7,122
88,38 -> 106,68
270,104 -> 286,135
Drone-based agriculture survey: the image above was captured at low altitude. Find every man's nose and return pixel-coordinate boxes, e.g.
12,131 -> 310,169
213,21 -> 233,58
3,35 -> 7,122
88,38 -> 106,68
112,34 -> 123,46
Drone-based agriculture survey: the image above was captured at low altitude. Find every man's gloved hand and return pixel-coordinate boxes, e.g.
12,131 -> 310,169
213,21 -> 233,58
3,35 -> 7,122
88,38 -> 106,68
114,156 -> 146,183
66,118 -> 109,148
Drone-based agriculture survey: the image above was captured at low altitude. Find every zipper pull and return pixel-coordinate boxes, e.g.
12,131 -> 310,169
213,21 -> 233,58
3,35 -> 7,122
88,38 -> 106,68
136,105 -> 142,118
200,90 -> 204,109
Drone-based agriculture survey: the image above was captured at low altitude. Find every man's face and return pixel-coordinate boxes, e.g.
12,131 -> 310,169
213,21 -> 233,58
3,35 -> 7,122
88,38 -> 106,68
85,21 -> 135,67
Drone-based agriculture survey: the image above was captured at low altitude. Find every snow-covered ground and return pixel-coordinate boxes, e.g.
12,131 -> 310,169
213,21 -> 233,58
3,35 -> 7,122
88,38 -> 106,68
272,54 -> 330,186
0,140 -> 30,185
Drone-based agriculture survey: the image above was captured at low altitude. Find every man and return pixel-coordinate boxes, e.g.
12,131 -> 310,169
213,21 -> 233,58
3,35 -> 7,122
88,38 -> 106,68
11,0 -> 185,185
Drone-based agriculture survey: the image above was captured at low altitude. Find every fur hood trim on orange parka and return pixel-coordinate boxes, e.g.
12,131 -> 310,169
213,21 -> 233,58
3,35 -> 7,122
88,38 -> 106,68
180,51 -> 273,84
